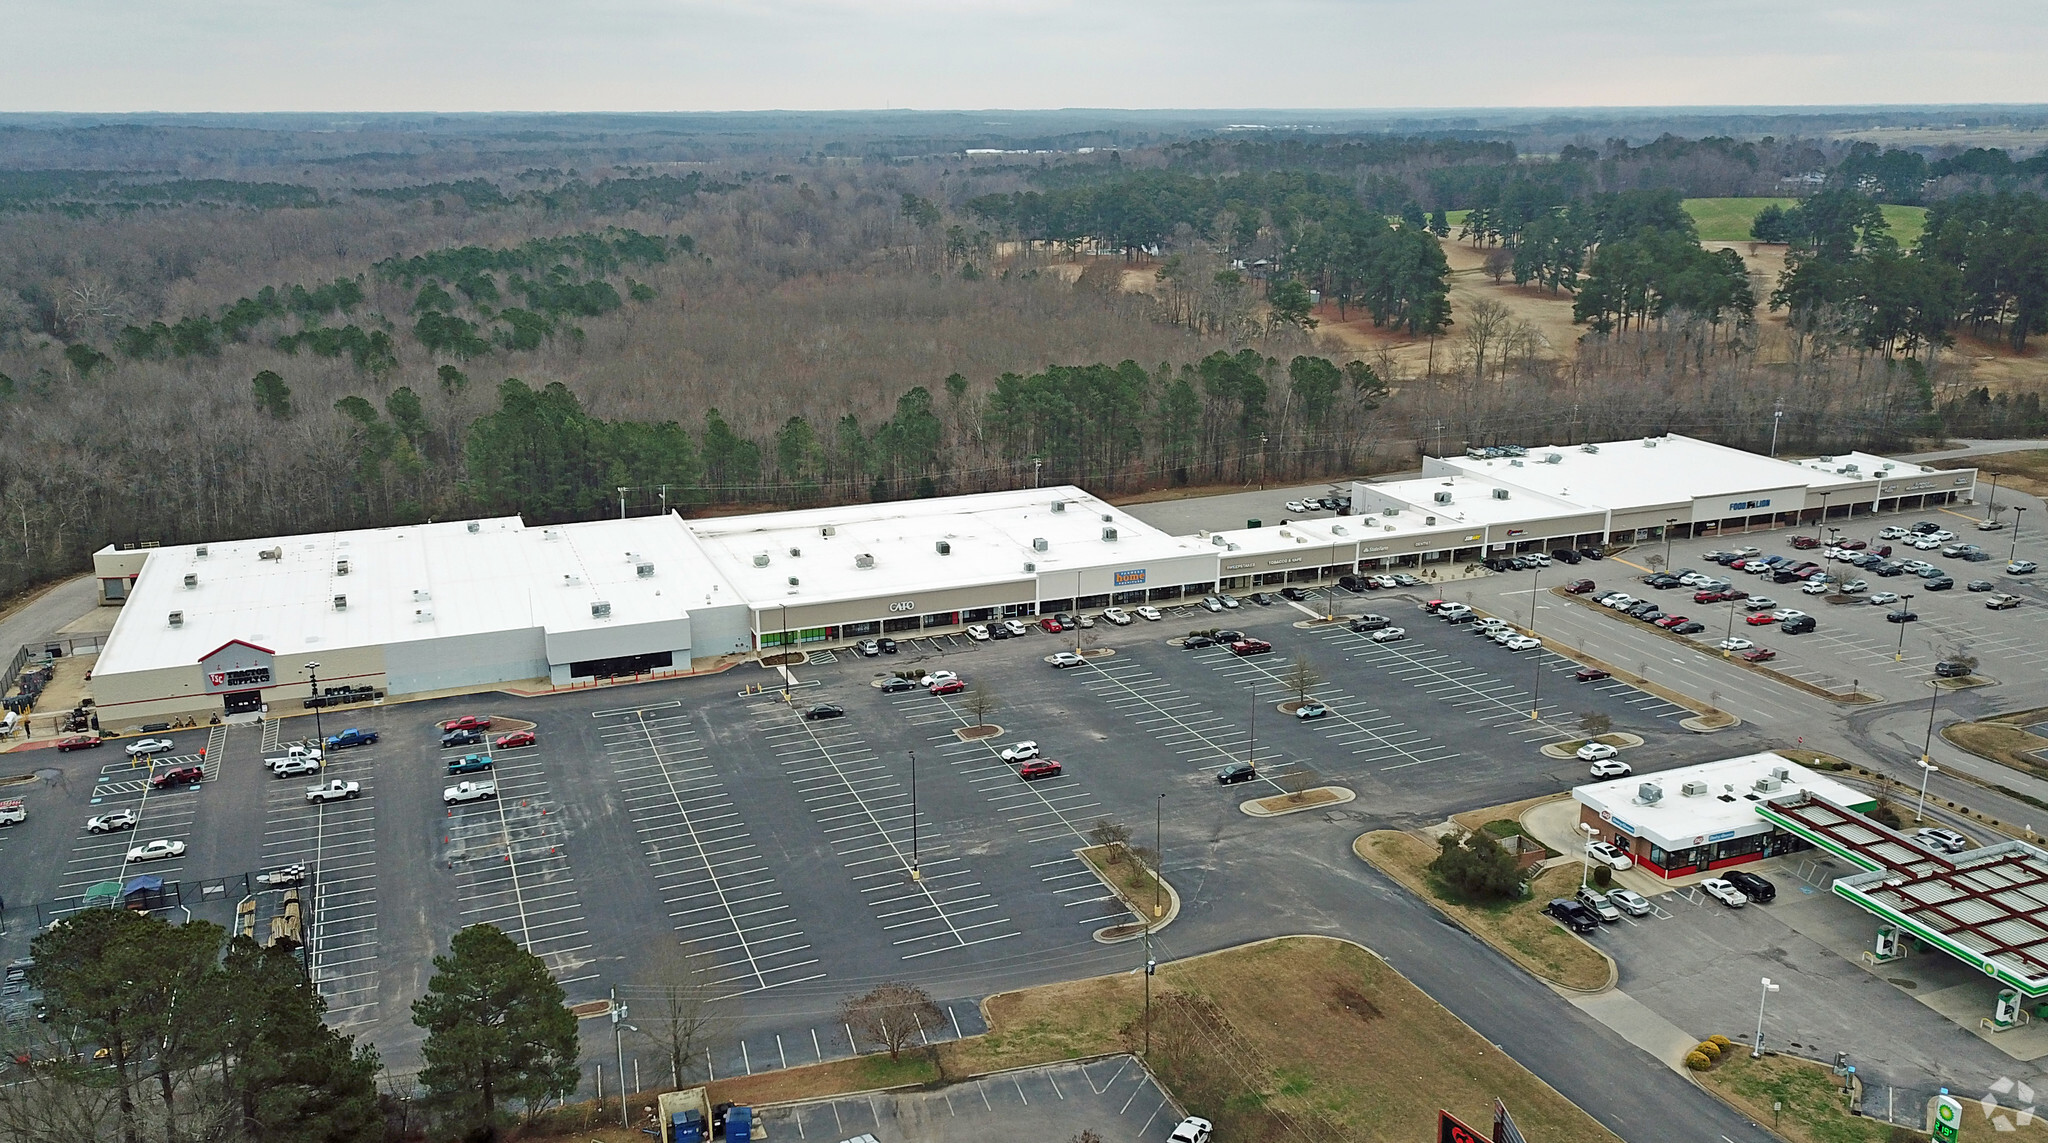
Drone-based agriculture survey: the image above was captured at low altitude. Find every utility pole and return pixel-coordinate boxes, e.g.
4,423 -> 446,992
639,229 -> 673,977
909,748 -> 920,881
1769,398 -> 1784,457
1528,564 -> 1542,719
303,662 -> 324,748
618,487 -> 628,520
2013,507 -> 2028,564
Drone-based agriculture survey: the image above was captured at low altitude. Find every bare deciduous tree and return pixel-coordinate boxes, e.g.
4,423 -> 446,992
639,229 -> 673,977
1089,818 -> 1132,862
636,941 -> 737,1088
1282,656 -> 1321,704
839,983 -> 945,1061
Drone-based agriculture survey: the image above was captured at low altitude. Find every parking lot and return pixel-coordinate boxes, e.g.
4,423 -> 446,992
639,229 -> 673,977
758,1057 -> 1180,1143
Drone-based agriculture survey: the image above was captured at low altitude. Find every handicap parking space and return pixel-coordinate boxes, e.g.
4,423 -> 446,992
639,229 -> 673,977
259,743 -> 381,1026
595,707 -> 825,995
440,737 -> 600,994
53,765 -> 206,914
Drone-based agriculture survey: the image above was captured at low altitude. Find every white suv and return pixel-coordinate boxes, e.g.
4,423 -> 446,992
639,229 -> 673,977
1101,607 -> 1132,626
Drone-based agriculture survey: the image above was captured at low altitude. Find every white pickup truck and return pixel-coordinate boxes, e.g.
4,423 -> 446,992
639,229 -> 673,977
304,779 -> 360,803
443,780 -> 498,805
267,744 -> 325,773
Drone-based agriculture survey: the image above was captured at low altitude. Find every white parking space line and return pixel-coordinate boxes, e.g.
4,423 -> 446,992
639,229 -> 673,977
259,748 -> 381,1028
442,744 -> 596,995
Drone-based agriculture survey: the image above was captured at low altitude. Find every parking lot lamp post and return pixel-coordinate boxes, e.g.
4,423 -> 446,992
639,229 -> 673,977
1752,978 -> 1780,1058
1154,793 -> 1163,921
1258,434 -> 1270,491
302,662 -> 323,749
1986,473 -> 2001,520
1725,597 -> 1738,648
2013,506 -> 2028,563
1529,564 -> 1542,719
609,990 -> 635,1127
1032,456 -> 1042,489
1664,517 -> 1677,572
1896,594 -> 1915,661
909,749 -> 920,882
1915,760 -> 1940,825
1576,822 -> 1597,890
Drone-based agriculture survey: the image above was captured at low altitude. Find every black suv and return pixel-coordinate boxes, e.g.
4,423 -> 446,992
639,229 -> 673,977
1781,615 -> 1817,634
1924,576 -> 1955,591
1337,575 -> 1367,591
1543,899 -> 1600,934
1280,587 -> 1308,601
1550,549 -> 1582,564
1722,870 -> 1776,903
1215,763 -> 1258,785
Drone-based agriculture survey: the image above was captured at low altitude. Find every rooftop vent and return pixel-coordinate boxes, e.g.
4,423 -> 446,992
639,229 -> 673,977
855,553 -> 875,569
1638,782 -> 1663,804
1278,529 -> 1291,539
787,576 -> 798,586
1682,780 -> 1709,797
1818,455 -> 1835,463
1543,453 -> 1563,464
822,525 -> 836,537
183,573 -> 198,588
195,546 -> 208,558
1434,492 -> 1453,504
1023,561 -> 1036,572
413,589 -> 431,602
1051,500 -> 1066,513
415,608 -> 433,622
1101,526 -> 1118,542
333,594 -> 347,611
788,547 -> 801,558
1509,459 -> 1524,467
936,540 -> 951,555
561,573 -> 580,586
259,547 -> 283,561
1225,542 -> 1240,551
543,528 -> 561,541
1101,513 -> 1112,522
1033,537 -> 1048,552
1425,516 -> 1437,526
335,558 -> 349,575
752,553 -> 770,567
1383,507 -> 1400,516
1384,525 -> 1397,532
466,521 -> 480,534
1331,525 -> 1348,535
591,601 -> 611,619
167,610 -> 183,627
1643,439 -> 1658,448
1582,444 -> 1600,454
636,562 -> 655,578
1492,488 -> 1510,500
1212,535 -> 1227,546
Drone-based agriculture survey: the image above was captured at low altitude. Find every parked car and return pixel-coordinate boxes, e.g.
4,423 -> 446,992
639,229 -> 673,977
446,753 -> 494,774
919,670 -> 960,687
493,730 -> 536,749
1566,579 -> 1596,593
1968,580 -> 1996,592
1543,898 -> 1600,934
1200,596 -> 1224,613
87,808 -> 140,833
1102,607 -> 1132,625
1887,609 -> 1919,623
857,639 -> 881,657
930,679 -> 968,695
1608,888 -> 1654,916
1134,606 -> 1162,621
1038,616 -> 1064,633
56,735 -> 103,752
1576,742 -> 1618,762
1017,760 -> 1063,781
1280,587 -> 1309,602
1718,636 -> 1753,650
443,780 -> 498,804
441,715 -> 492,732
1295,701 -> 1330,720
1744,597 -> 1778,611
1350,614 -> 1392,632
1168,1116 -> 1215,1143
149,765 -> 205,789
324,728 -> 379,750
1673,622 -> 1706,634
803,704 -> 846,721
966,624 -> 990,641
1503,635 -> 1542,651
1229,638 -> 1274,656
877,637 -> 898,653
1722,870 -> 1776,903
2011,560 -> 2038,574
1740,648 -> 1778,663
1183,635 -> 1216,649
1218,594 -> 1241,609
1585,841 -> 1633,870
270,755 -> 321,778
1576,886 -> 1623,923
441,728 -> 485,747
1215,762 -> 1258,785
1987,593 -> 2023,609
1781,616 -> 1817,634
125,839 -> 187,862
1578,547 -> 1604,560
1370,627 -> 1407,643
1655,614 -> 1689,628
1916,827 -> 1968,854
1701,878 -> 1749,908
1868,591 -> 1900,606
124,737 -> 176,758
1574,667 -> 1611,682
1589,758 -> 1632,778
1935,661 -> 1974,678
1048,651 -> 1086,668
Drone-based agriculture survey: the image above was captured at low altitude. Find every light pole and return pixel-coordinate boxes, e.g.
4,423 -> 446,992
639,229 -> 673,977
1258,434 -> 1270,491
1663,517 -> 1678,572
1725,596 -> 1739,650
1895,593 -> 1915,661
1986,473 -> 2001,520
1577,822 -> 1597,889
1915,759 -> 1940,825
1752,977 -> 1781,1058
1154,793 -> 1164,921
2013,506 -> 2028,564
1528,563 -> 1543,719
609,989 -> 637,1127
1769,399 -> 1784,457
909,749 -> 920,882
302,662 -> 324,748
618,486 -> 628,520
1032,456 -> 1042,489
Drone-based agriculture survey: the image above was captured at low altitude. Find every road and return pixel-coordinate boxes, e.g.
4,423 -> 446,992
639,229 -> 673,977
0,574 -> 100,654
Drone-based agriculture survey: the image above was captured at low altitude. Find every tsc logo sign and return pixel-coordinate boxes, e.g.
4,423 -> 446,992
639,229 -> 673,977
208,672 -> 226,687
1114,569 -> 1146,586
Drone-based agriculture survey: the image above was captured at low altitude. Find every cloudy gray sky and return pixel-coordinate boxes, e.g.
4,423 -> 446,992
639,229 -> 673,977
6,0 -> 2046,112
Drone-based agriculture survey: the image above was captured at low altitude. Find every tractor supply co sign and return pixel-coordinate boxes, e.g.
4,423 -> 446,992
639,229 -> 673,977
1114,569 -> 1146,586
198,639 -> 276,694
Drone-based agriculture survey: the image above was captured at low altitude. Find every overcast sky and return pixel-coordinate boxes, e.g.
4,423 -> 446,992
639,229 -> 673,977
6,0 -> 2047,113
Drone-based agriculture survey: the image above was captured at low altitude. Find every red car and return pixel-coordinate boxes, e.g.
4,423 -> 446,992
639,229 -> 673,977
1841,539 -> 1868,551
493,730 -> 536,749
1694,590 -> 1726,603
1574,668 -> 1612,682
1566,579 -> 1596,594
1746,613 -> 1778,625
1722,588 -> 1750,600
930,679 -> 967,696
442,715 -> 493,731
1874,544 -> 1893,557
1038,617 -> 1063,633
1230,638 -> 1274,656
149,765 -> 205,789
1655,615 -> 1689,628
1740,648 -> 1778,663
1790,536 -> 1820,549
1422,599 -> 1449,611
56,736 -> 102,752
1018,760 -> 1063,780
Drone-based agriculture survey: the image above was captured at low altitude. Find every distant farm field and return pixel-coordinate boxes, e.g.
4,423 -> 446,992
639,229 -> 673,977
1680,197 -> 1928,247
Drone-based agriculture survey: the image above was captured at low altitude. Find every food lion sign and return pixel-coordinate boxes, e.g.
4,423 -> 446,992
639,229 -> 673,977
198,639 -> 275,694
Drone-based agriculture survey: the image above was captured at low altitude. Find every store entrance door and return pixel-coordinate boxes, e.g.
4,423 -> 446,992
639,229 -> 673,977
222,689 -> 263,715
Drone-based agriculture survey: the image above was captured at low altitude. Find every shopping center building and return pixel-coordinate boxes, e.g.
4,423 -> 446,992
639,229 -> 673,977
85,434 -> 1979,721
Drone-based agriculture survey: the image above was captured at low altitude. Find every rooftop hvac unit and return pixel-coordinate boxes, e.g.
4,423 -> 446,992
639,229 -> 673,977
333,594 -> 347,611
1434,492 -> 1453,504
1278,529 -> 1291,538
183,573 -> 198,588
1101,526 -> 1118,541
466,521 -> 480,534
855,553 -> 875,569
1383,525 -> 1397,532
1226,542 -> 1240,551
1023,561 -> 1036,572
1582,444 -> 1600,454
1818,455 -> 1834,463
787,576 -> 798,586
1033,537 -> 1048,552
1051,500 -> 1066,512
752,553 -> 770,567
1643,439 -> 1658,448
1772,765 -> 1791,781
1682,780 -> 1709,797
543,528 -> 560,541
415,608 -> 433,622
822,525 -> 837,537
636,562 -> 655,577
1492,488 -> 1510,500
591,601 -> 611,619
788,547 -> 801,558
1425,516 -> 1437,526
936,540 -> 951,555
1383,507 -> 1400,516
259,547 -> 283,561
1543,453 -> 1563,464
1101,513 -> 1113,522
413,589 -> 431,602
562,573 -> 580,585
196,546 -> 208,558
335,558 -> 349,575
1509,459 -> 1524,467
167,610 -> 183,627
1331,525 -> 1348,535
1753,776 -> 1783,794
1638,782 -> 1663,804
1212,535 -> 1227,546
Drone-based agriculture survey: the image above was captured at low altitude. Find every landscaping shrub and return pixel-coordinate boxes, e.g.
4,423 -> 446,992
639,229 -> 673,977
1696,1040 -> 1722,1060
1429,830 -> 1526,901
1708,1034 -> 1732,1049
1592,866 -> 1612,888
1686,1051 -> 1712,1070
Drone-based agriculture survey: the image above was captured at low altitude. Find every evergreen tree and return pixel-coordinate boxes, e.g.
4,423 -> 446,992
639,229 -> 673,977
412,925 -> 579,1135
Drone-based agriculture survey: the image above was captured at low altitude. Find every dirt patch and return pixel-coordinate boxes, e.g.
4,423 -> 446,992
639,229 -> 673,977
1944,716 -> 2048,781
1451,792 -> 1571,833
954,724 -> 1000,741
758,651 -> 804,667
1935,448 -> 2048,498
1355,831 -> 1613,992
1248,786 -> 1345,814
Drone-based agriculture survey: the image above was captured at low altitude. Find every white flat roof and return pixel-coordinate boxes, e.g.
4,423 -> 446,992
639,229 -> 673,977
97,515 -> 731,676
1359,473 -> 1592,529
685,487 -> 1213,611
1576,752 -> 1872,851
1784,451 -> 1946,482
1439,434 -> 1867,513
